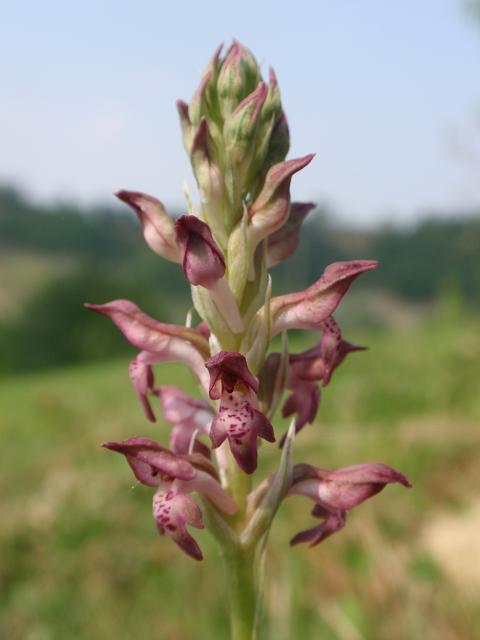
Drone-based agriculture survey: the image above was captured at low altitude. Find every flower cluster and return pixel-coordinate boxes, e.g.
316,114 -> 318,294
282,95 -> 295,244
87,41 -> 410,561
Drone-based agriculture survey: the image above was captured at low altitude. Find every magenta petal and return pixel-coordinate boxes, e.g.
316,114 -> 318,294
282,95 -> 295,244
271,260 -> 379,335
206,351 -> 259,399
103,438 -> 196,485
174,215 -> 225,287
290,510 -> 347,547
153,491 -> 204,561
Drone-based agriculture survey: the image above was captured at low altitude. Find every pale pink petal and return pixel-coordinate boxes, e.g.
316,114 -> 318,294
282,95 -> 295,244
153,490 -> 204,561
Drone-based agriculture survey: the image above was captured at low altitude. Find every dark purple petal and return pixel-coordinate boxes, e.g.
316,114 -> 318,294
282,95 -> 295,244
174,215 -> 225,287
266,201 -> 315,268
290,510 -> 347,547
271,260 -> 379,335
103,438 -> 196,485
205,351 -> 259,400
282,382 -> 320,432
153,491 -> 204,561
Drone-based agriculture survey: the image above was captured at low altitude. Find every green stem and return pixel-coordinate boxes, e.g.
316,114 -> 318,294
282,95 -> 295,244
226,458 -> 252,519
222,542 -> 264,640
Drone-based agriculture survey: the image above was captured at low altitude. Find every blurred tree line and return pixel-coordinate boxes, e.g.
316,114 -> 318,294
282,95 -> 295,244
0,186 -> 479,374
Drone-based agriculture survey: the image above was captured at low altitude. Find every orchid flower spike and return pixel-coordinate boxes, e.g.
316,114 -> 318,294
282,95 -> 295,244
89,45 -> 410,629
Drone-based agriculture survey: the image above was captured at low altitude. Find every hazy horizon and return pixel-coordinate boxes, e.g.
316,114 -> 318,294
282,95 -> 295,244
1,0 -> 479,225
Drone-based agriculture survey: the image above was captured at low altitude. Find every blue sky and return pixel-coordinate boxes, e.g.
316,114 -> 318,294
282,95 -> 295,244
1,0 -> 479,224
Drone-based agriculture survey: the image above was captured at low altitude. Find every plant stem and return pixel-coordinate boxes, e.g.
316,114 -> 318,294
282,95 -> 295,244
222,542 -> 264,640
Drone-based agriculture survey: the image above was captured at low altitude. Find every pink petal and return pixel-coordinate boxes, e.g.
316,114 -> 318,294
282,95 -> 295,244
115,190 -> 180,263
103,437 -> 196,485
291,462 -> 411,510
179,470 -> 237,514
290,510 -> 347,547
84,300 -> 210,391
129,354 -> 156,422
248,155 -> 314,245
271,260 -> 379,335
156,385 -> 213,425
153,491 -> 204,561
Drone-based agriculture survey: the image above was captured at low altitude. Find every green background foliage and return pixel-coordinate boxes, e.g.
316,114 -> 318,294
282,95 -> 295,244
1,186 -> 479,638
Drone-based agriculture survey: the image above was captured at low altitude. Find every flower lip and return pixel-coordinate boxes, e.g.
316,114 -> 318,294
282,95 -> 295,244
205,351 -> 259,400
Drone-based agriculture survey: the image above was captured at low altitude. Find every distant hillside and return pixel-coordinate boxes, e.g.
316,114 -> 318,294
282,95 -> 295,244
0,185 -> 478,373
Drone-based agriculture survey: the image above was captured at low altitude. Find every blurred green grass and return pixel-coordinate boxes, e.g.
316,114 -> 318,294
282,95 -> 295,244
1,312 -> 479,639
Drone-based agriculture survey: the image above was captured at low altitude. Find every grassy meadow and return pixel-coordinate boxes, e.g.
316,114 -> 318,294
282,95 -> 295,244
1,310 -> 479,639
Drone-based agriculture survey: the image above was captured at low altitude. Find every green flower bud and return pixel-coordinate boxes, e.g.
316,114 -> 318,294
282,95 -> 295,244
223,82 -> 268,200
217,40 -> 261,119
188,43 -> 223,126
